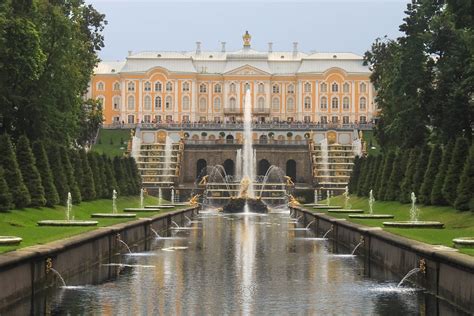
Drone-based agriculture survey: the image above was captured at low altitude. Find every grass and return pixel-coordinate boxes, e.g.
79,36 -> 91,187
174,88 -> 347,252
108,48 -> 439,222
363,130 -> 380,156
0,195 -> 182,254
304,195 -> 474,256
92,128 -> 131,157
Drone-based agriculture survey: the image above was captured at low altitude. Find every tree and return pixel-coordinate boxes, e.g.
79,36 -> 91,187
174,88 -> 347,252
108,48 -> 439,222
368,155 -> 383,192
16,135 -> 45,207
377,151 -> 395,200
113,157 -> 127,195
348,156 -> 361,194
418,145 -> 442,205
442,137 -> 469,205
32,141 -> 59,207
384,149 -> 407,201
412,145 -> 431,196
101,155 -> 117,198
359,156 -> 375,197
79,149 -> 96,201
0,134 -> 30,208
454,145 -> 474,211
431,141 -> 455,205
87,152 -> 102,198
399,148 -> 420,203
95,153 -> 108,198
373,154 -> 387,199
47,145 -> 69,205
70,150 -> 84,197
59,147 -> 81,204
355,157 -> 367,196
0,167 -> 13,211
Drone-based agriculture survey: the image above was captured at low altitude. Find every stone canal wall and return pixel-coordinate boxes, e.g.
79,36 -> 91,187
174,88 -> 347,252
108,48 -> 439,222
291,206 -> 474,314
0,206 -> 199,312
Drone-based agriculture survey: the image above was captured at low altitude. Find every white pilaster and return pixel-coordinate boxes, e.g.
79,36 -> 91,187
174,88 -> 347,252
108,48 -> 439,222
315,80 -> 319,122
191,80 -> 197,121
297,80 -> 302,120
174,80 -> 178,121
121,79 -> 126,123
138,80 -> 143,123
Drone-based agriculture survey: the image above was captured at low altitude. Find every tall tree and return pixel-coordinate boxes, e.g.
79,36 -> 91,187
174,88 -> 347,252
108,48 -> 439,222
431,141 -> 455,205
79,149 -> 96,201
16,135 -> 45,207
385,149 -> 407,201
442,137 -> 469,205
454,145 -> 474,211
348,156 -> 361,194
399,148 -> 420,203
32,141 -> 59,207
418,145 -> 442,205
47,145 -> 69,205
87,152 -> 102,198
377,151 -> 395,200
0,167 -> 13,211
59,147 -> 81,204
0,134 -> 31,208
102,155 -> 117,198
412,145 -> 431,195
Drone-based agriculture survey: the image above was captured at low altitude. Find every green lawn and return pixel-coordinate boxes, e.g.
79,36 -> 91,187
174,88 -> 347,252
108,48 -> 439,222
0,195 -> 181,254
305,195 -> 474,256
92,128 -> 131,157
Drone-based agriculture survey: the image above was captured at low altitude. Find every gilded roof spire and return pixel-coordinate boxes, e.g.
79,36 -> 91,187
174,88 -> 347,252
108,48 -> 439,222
242,31 -> 251,48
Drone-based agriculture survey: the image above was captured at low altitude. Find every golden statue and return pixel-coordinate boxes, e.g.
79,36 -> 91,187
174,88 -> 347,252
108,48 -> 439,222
198,175 -> 208,186
239,176 -> 251,198
284,176 -> 294,186
242,31 -> 251,47
188,194 -> 200,206
288,194 -> 300,205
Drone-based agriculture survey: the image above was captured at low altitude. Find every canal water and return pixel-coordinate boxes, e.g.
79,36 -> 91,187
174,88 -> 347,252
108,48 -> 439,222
6,210 -> 467,314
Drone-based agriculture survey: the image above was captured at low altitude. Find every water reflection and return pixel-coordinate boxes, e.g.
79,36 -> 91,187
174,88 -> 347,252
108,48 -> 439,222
3,210 -> 469,315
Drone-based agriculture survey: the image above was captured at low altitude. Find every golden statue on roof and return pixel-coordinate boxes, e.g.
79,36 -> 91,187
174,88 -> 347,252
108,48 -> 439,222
243,31 -> 251,48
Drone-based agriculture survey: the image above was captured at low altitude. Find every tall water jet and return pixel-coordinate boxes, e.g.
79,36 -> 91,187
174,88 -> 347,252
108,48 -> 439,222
164,136 -> 173,182
369,189 -> 375,214
112,189 -> 118,214
66,192 -> 73,221
91,190 -> 136,218
320,138 -> 329,185
140,188 -> 145,209
39,193 -> 98,226
171,188 -> 175,204
158,187 -> 163,205
410,192 -> 419,222
343,186 -> 351,210
314,190 -> 318,204
242,89 -> 255,197
235,149 -> 242,180
349,188 -> 393,219
352,138 -> 362,157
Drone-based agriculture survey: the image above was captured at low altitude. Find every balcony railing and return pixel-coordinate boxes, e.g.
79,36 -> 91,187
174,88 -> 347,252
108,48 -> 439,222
184,139 -> 308,146
223,108 -> 241,114
103,122 -> 374,131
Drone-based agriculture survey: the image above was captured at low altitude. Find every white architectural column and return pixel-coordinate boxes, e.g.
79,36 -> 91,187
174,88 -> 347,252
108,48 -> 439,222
208,81 -> 212,120
297,81 -> 303,120
315,80 -> 319,122
121,79 -> 126,123
352,80 -> 356,123
138,80 -> 143,123
191,80 -> 197,121
174,80 -> 179,121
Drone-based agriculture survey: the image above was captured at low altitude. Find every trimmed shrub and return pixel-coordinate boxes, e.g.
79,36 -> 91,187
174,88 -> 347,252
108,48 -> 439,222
113,156 -> 127,195
377,151 -> 395,200
399,148 -> 420,203
348,156 -> 361,194
47,145 -> 69,205
359,156 -> 375,197
384,149 -> 407,201
419,145 -> 442,205
102,155 -> 118,198
16,136 -> 45,207
79,149 -> 96,201
431,141 -> 455,205
412,145 -> 431,196
0,167 -> 13,211
442,138 -> 469,205
32,141 -> 59,207
60,147 -> 81,204
454,145 -> 474,211
87,152 -> 102,198
368,155 -> 383,192
373,154 -> 387,199
0,134 -> 31,208
355,157 -> 367,196
71,150 -> 84,196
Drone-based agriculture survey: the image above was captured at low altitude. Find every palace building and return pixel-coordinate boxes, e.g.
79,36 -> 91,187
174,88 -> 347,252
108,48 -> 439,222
89,32 -> 376,126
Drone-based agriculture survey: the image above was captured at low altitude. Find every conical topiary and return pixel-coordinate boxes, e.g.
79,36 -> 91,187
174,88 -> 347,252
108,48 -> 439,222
87,152 -> 102,199
431,141 -> 455,205
454,145 -> 474,211
0,134 -> 31,208
377,151 -> 395,201
113,156 -> 127,195
16,135 -> 45,207
359,156 -> 374,197
47,145 -> 69,205
348,156 -> 361,194
355,157 -> 367,196
0,167 -> 13,211
442,138 -> 469,206
128,157 -> 142,194
419,145 -> 442,205
95,153 -> 108,199
368,155 -> 383,193
412,145 -> 431,196
102,155 -> 118,198
373,154 -> 386,199
385,149 -> 407,201
59,147 -> 81,204
399,148 -> 420,203
70,150 -> 84,196
79,149 -> 96,201
32,141 -> 59,207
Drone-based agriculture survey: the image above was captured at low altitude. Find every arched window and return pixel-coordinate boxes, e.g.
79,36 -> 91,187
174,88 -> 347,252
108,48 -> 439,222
155,82 -> 162,92
331,97 -> 339,109
287,97 -> 295,111
304,82 -> 311,93
144,81 -> 151,91
331,82 -> 339,93
127,95 -> 135,110
320,96 -> 328,109
229,97 -> 236,109
304,96 -> 311,109
182,96 -> 190,111
214,97 -> 221,111
287,84 -> 295,94
258,159 -> 271,176
258,83 -> 265,93
113,82 -> 120,91
360,82 -> 367,93
127,82 -> 135,92
144,95 -> 152,110
196,159 -> 207,180
320,82 -> 327,93
199,97 -> 207,112
166,81 -> 173,92
155,96 -> 162,110
272,84 -> 280,94
257,97 -> 265,109
343,97 -> 350,110
97,82 -> 104,91
165,96 -> 172,110
230,83 -> 236,93
113,96 -> 121,110
223,159 -> 235,176
343,82 -> 350,93
182,82 -> 189,92
199,83 -> 207,93
286,160 -> 297,182
359,97 -> 367,110
272,97 -> 280,111
214,84 -> 222,93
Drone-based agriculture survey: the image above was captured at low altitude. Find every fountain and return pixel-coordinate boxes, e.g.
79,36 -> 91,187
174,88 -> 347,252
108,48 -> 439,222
304,189 -> 326,207
158,188 -> 163,205
91,190 -> 137,218
116,233 -> 132,254
222,89 -> 268,214
38,193 -> 98,226
398,259 -> 426,287
328,186 -> 364,214
46,258 -> 67,287
322,225 -> 334,238
150,227 -> 161,238
452,237 -> 474,249
350,189 -> 394,219
123,188 -> 161,212
351,236 -> 365,255
0,236 -> 22,245
313,190 -> 341,209
235,149 -> 242,180
383,192 -> 444,228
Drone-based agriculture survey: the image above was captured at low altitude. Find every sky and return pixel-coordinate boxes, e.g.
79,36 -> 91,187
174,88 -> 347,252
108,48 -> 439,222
86,0 -> 409,61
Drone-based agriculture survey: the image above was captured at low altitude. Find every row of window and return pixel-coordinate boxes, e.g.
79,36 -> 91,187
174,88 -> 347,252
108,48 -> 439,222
114,114 -> 369,124
103,95 -> 368,112
97,81 -> 369,95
